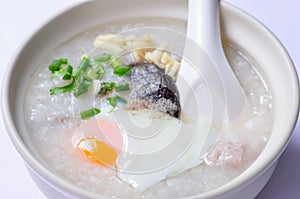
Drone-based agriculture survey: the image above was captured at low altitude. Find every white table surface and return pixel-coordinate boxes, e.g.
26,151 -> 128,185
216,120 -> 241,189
0,0 -> 299,198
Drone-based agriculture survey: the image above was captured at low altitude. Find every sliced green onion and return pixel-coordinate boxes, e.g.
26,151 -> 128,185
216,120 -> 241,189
62,74 -> 72,80
95,65 -> 105,79
74,80 -> 92,97
115,82 -> 130,92
86,65 -> 105,80
115,95 -> 127,104
50,79 -> 75,95
59,58 -> 68,64
86,69 -> 98,81
48,61 -> 61,72
65,64 -> 73,73
48,58 -> 72,80
98,82 -> 115,95
80,53 -> 89,61
113,66 -> 131,77
110,57 -> 122,68
62,65 -> 73,80
107,96 -> 117,107
48,58 -> 68,72
94,53 -> 111,63
80,108 -> 101,120
107,95 -> 127,107
79,57 -> 91,71
73,57 -> 92,97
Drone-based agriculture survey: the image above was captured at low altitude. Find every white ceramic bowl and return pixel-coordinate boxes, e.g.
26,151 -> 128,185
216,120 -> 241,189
1,1 -> 299,199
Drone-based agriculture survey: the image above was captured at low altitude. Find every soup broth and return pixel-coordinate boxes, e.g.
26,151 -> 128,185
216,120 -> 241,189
24,18 -> 273,198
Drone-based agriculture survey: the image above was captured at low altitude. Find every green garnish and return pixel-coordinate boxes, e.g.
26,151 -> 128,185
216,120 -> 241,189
115,95 -> 127,104
73,57 -> 92,97
110,57 -> 122,68
48,53 -> 130,120
48,58 -> 73,80
80,54 -> 89,61
94,53 -> 111,63
48,58 -> 68,72
50,79 -> 75,95
107,95 -> 127,107
48,57 -> 94,97
98,82 -> 116,95
80,108 -> 101,120
98,81 -> 130,95
48,58 -> 75,95
79,56 -> 90,70
62,65 -> 73,80
113,65 -> 131,77
115,82 -> 130,92
107,97 -> 117,107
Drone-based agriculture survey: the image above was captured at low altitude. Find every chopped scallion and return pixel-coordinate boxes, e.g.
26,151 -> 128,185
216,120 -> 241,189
48,53 -> 129,120
80,53 -> 89,61
50,79 -> 75,95
73,57 -> 93,97
48,58 -> 68,72
79,57 -> 91,71
62,65 -> 73,80
98,82 -> 116,95
107,96 -> 117,107
107,95 -> 127,107
94,53 -> 111,63
86,65 -> 105,80
115,82 -> 130,92
115,95 -> 127,104
48,58 -> 73,81
113,65 -> 131,77
80,108 -> 101,120
110,57 -> 122,68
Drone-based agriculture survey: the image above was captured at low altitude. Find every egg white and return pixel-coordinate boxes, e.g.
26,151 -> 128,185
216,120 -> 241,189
113,109 -> 219,191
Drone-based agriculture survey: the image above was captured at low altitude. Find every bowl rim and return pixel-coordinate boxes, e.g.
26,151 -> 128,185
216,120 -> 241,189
1,1 -> 299,198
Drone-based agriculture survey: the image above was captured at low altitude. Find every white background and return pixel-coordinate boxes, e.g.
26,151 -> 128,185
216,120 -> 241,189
0,0 -> 299,198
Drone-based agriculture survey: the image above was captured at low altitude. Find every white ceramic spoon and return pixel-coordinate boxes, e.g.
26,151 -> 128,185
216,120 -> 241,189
181,0 -> 246,122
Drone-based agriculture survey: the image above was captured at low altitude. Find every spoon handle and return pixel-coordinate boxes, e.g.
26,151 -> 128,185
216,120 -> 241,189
187,0 -> 221,55
187,0 -> 246,121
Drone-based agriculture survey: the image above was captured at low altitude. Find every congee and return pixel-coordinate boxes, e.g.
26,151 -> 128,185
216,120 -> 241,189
24,18 -> 273,198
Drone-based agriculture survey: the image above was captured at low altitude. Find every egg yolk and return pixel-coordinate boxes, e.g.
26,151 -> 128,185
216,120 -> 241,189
77,138 -> 118,166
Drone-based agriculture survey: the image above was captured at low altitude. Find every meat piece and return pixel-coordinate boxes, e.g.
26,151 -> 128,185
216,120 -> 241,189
127,63 -> 181,118
205,136 -> 247,168
151,87 -> 180,118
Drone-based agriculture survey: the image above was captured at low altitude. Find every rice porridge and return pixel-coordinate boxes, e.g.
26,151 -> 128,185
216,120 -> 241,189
24,18 -> 273,198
